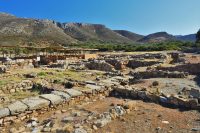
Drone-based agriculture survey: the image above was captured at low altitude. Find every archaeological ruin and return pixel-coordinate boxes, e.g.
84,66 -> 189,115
0,48 -> 200,133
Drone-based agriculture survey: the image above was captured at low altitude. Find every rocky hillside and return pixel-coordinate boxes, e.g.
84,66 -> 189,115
0,13 -> 77,47
139,32 -> 176,43
114,30 -> 144,42
58,23 -> 133,43
0,12 -> 198,47
0,13 -> 134,47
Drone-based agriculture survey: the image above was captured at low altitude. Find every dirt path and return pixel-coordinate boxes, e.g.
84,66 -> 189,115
4,96 -> 200,133
94,98 -> 200,133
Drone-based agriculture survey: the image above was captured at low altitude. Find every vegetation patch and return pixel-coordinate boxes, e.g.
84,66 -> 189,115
72,41 -> 195,52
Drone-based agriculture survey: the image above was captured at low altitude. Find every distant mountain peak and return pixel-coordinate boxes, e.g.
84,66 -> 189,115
139,32 -> 176,43
175,34 -> 196,42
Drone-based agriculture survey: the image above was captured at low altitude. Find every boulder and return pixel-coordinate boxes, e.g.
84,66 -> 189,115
0,65 -> 7,74
189,99 -> 199,109
8,101 -> 28,115
22,97 -> 50,110
190,88 -> 200,98
94,113 -> 112,128
111,106 -> 125,116
0,108 -> 10,118
39,94 -> 63,105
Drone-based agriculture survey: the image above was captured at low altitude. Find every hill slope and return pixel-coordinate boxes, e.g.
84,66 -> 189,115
0,13 -> 77,47
0,12 -> 197,47
139,32 -> 176,43
114,30 -> 144,42
59,23 -> 133,43
175,34 -> 196,42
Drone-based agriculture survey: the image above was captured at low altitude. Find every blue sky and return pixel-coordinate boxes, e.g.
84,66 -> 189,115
0,0 -> 200,35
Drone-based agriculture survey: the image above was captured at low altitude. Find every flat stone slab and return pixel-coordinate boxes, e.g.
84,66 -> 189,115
0,108 -> 10,118
85,80 -> 97,85
51,91 -> 71,100
8,101 -> 28,115
65,89 -> 83,97
39,94 -> 63,105
101,79 -> 120,87
86,84 -> 102,91
22,97 -> 50,110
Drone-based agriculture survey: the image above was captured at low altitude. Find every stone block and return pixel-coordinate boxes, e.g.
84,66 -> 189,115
8,101 -> 28,115
39,94 -> 63,105
0,108 -> 10,118
65,89 -> 83,97
51,91 -> 71,100
22,97 -> 50,110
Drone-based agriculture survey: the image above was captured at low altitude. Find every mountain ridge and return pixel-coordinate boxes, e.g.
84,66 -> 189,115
0,12 -> 197,47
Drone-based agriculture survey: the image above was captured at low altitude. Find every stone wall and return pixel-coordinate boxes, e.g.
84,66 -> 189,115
85,60 -> 115,72
130,70 -> 188,79
157,63 -> 200,75
127,60 -> 162,69
0,80 -> 33,94
111,86 -> 200,110
0,86 -> 110,126
105,59 -> 127,70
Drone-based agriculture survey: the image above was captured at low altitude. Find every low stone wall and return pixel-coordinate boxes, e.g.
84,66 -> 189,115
130,70 -> 188,79
85,60 -> 115,72
111,86 -> 200,110
48,60 -> 68,69
0,86 -> 110,127
5,59 -> 34,69
157,63 -> 200,75
105,59 -> 127,70
0,80 -> 33,94
131,53 -> 167,59
127,60 -> 162,69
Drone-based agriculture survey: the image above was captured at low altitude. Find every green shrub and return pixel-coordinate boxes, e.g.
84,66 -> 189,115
37,72 -> 47,77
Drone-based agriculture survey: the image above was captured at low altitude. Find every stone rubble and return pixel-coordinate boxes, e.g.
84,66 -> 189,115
0,65 -> 7,74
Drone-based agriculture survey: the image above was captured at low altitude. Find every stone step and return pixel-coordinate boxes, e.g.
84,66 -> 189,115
65,89 -> 83,97
39,94 -> 63,105
21,97 -> 50,110
8,101 -> 28,115
51,91 -> 71,101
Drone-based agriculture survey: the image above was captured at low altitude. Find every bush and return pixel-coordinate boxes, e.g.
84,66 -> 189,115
37,72 -> 47,77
